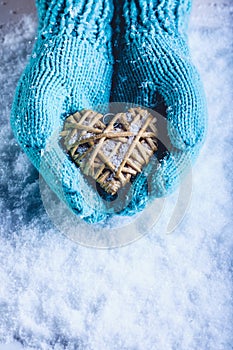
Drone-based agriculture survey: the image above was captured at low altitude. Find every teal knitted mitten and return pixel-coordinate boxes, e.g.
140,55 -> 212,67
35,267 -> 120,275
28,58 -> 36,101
11,0 -> 114,223
111,0 -> 207,215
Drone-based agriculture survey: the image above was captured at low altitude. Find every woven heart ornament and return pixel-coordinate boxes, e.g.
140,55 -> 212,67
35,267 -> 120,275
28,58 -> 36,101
60,107 -> 158,196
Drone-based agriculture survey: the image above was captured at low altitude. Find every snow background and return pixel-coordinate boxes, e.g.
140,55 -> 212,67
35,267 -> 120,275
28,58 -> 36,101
0,0 -> 232,349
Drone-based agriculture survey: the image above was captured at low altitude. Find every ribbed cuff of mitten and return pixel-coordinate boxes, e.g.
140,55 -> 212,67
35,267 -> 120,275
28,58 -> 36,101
116,0 -> 192,40
36,0 -> 113,46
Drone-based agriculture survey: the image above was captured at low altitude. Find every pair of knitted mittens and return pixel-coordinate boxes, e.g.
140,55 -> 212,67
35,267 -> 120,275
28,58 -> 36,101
11,0 -> 207,223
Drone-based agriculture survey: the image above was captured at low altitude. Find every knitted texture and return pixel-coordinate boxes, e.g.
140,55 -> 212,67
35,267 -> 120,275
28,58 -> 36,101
111,0 -> 207,216
11,0 -> 114,223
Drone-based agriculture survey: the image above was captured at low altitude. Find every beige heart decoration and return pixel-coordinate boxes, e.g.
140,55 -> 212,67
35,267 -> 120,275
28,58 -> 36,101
60,107 -> 158,196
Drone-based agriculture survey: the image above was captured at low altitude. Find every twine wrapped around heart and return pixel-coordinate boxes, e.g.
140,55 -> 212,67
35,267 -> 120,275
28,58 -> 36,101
60,107 -> 158,195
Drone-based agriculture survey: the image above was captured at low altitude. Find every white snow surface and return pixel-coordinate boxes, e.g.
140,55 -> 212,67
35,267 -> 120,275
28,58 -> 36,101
0,1 -> 233,349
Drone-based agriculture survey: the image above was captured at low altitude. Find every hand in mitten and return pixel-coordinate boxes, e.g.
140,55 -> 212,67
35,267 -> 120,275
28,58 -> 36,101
11,0 -> 114,223
111,0 -> 207,216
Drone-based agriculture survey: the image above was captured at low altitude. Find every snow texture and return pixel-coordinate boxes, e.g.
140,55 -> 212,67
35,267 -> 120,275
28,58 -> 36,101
0,1 -> 233,349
